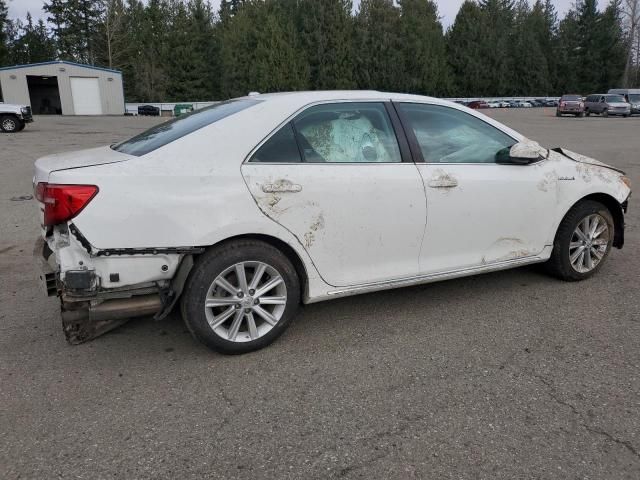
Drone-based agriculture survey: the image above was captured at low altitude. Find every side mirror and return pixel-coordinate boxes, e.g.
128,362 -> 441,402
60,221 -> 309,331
496,141 -> 545,165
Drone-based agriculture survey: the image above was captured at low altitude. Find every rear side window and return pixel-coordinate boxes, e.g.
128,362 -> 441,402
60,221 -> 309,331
251,123 -> 302,163
112,99 -> 259,156
292,103 -> 402,163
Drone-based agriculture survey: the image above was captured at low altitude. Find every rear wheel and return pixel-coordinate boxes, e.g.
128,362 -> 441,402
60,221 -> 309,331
556,111 -> 561,117
545,200 -> 614,281
0,115 -> 20,133
585,109 -> 591,117
181,240 -> 300,354
602,109 -> 608,117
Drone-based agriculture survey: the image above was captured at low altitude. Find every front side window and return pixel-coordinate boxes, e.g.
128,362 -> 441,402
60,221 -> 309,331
397,103 -> 515,164
113,99 -> 260,156
292,103 -> 402,163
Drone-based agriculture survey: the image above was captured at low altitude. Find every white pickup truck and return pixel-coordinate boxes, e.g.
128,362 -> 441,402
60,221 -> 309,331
1,102 -> 34,132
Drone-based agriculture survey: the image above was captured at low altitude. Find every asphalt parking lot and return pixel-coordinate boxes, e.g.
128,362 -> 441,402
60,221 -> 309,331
1,109 -> 638,479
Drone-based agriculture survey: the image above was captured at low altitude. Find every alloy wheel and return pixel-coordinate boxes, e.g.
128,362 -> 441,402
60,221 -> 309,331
569,214 -> 610,273
204,261 -> 287,343
2,118 -> 17,132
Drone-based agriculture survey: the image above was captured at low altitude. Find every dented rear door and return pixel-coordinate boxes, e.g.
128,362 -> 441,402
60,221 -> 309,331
241,101 -> 426,288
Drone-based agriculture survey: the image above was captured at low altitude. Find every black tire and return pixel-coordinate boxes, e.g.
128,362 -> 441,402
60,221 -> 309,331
624,114 -> 630,118
0,115 -> 20,133
556,111 -> 561,117
545,200 -> 614,281
585,110 -> 591,117
578,112 -> 585,118
180,239 -> 301,354
602,109 -> 608,117
16,122 -> 26,132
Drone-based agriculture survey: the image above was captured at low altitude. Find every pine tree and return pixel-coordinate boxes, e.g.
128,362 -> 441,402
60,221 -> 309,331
297,0 -> 355,89
220,1 -> 308,97
353,0 -> 403,91
446,1 -> 488,96
44,0 -> 104,63
478,0 -> 516,95
165,0 -> 219,100
597,0 -> 627,89
8,14 -> 57,64
510,0 -> 551,95
1,0 -> 11,66
398,0 -> 451,96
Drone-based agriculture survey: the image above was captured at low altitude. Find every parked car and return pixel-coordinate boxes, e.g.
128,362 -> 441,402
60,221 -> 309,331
529,99 -> 545,107
487,101 -> 501,108
584,94 -> 631,117
34,91 -> 632,354
467,100 -> 489,109
498,101 -> 511,108
556,94 -> 585,117
544,99 -> 558,107
0,102 -> 33,133
608,88 -> 640,115
137,105 -> 160,116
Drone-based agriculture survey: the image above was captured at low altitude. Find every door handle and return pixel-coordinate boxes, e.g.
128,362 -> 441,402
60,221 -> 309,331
428,177 -> 458,188
261,182 -> 302,193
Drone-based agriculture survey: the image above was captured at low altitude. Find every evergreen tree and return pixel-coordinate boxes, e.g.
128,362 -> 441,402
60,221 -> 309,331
8,14 -> 57,64
166,0 -> 219,100
297,0 -> 355,89
353,0 -> 403,91
398,0 -> 451,96
0,0 -> 10,66
478,0 -> 516,95
597,0 -> 626,89
446,1 -> 488,96
44,0 -> 104,63
220,1 -> 308,97
510,0 -> 551,95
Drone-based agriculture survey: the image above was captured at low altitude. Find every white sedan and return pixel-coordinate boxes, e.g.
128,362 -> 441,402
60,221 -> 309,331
34,91 -> 631,354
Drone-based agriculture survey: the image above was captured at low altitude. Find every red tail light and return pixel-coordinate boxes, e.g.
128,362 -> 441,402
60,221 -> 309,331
35,183 -> 98,226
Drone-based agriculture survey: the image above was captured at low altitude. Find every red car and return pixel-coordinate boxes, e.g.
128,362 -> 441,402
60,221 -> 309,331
467,100 -> 489,109
556,95 -> 585,117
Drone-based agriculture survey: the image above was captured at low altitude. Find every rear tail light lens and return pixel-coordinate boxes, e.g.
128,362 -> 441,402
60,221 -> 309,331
35,183 -> 98,226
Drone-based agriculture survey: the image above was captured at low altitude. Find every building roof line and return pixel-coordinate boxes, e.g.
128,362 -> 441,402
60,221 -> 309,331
0,60 -> 122,74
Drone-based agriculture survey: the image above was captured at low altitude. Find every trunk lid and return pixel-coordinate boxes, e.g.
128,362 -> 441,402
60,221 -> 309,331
34,146 -> 132,184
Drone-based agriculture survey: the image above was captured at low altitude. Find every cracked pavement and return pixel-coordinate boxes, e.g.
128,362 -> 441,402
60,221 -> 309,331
1,110 -> 639,479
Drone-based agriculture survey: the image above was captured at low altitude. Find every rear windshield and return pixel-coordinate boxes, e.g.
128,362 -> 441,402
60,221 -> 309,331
112,99 -> 260,156
562,95 -> 581,101
605,95 -> 626,103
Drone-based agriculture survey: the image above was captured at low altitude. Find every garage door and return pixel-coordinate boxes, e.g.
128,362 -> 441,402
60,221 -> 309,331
70,77 -> 103,115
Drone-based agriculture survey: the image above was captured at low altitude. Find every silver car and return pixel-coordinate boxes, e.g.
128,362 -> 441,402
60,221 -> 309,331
584,94 -> 631,117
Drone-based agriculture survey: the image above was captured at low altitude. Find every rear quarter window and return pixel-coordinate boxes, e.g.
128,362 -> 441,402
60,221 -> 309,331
112,99 -> 260,156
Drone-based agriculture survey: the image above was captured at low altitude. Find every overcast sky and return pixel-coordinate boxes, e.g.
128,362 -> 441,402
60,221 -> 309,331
7,0 -> 578,28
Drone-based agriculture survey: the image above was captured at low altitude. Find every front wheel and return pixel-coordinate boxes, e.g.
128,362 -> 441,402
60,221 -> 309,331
0,115 -> 20,133
602,109 -> 608,117
585,110 -> 591,117
181,240 -> 300,354
545,200 -> 614,281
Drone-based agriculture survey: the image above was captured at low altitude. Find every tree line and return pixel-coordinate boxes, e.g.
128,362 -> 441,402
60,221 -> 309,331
1,0 -> 639,102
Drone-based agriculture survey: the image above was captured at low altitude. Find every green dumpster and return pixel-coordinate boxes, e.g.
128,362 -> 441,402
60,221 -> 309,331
174,104 -> 194,117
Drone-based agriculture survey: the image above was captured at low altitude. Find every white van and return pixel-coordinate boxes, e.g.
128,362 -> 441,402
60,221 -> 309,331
608,89 -> 640,115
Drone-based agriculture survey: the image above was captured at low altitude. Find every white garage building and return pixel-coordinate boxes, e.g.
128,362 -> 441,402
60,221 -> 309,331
0,60 -> 125,115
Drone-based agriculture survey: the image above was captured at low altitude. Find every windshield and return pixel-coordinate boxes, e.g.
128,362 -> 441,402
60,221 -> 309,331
112,99 -> 260,156
605,95 -> 626,103
628,94 -> 640,103
562,95 -> 581,101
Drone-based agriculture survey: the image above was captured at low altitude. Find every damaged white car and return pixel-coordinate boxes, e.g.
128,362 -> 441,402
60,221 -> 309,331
34,91 -> 632,354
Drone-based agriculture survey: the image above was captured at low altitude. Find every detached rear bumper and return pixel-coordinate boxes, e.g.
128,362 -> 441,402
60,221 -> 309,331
35,236 -> 164,344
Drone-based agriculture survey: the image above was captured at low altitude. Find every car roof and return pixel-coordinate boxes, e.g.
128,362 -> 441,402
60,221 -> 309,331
237,90 -> 458,109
